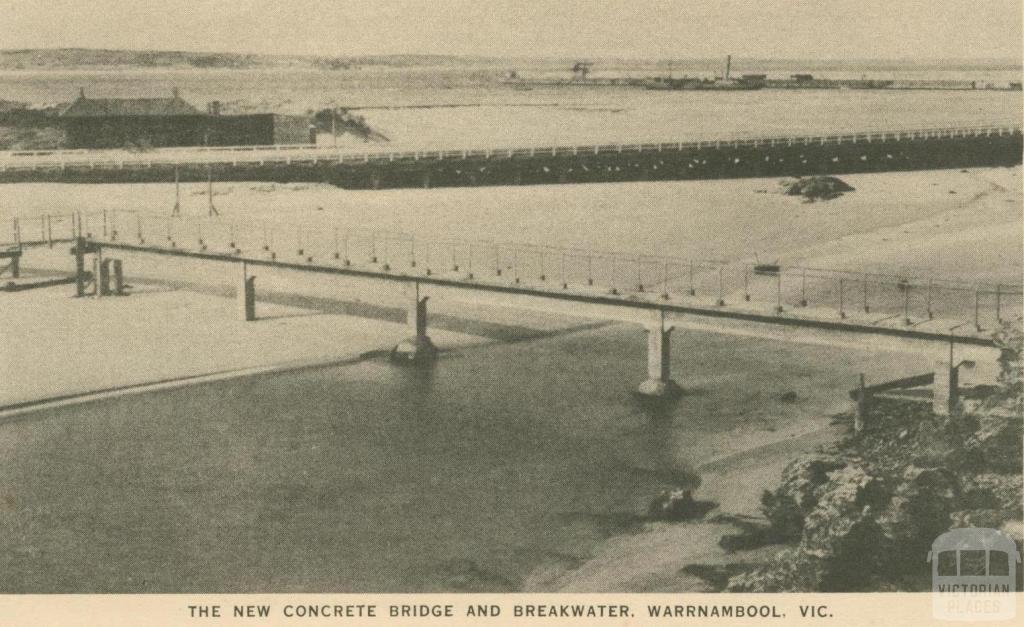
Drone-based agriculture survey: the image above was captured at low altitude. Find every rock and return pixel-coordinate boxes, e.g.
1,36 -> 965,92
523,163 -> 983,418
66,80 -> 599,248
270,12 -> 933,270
780,176 -> 855,202
647,489 -> 717,521
950,508 -> 1007,529
799,465 -> 892,591
726,547 -> 822,592
965,412 -> 1023,473
780,391 -> 798,403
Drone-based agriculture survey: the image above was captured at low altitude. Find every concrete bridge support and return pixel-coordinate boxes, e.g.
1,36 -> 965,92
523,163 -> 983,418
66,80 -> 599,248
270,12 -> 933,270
71,237 -> 98,297
392,282 -> 436,363
237,262 -> 256,322
0,250 -> 20,279
638,310 -> 681,398
933,359 -> 959,417
111,259 -> 125,295
93,256 -> 111,297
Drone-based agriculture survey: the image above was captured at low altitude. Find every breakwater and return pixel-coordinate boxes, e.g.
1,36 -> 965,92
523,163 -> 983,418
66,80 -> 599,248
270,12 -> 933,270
0,124 -> 1020,189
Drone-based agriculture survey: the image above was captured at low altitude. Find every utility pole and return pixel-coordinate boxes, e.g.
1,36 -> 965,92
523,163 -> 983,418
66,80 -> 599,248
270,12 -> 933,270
171,166 -> 181,217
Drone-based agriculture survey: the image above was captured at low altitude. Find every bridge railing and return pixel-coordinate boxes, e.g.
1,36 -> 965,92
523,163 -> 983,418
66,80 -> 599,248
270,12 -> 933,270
0,122 -> 1019,173
7,209 -> 1016,334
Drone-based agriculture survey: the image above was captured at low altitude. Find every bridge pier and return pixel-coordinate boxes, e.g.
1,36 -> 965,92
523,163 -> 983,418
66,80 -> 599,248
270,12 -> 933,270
111,259 -> 125,295
71,237 -> 101,297
237,262 -> 256,321
392,282 -> 436,363
0,250 -> 20,279
93,256 -> 111,297
638,310 -> 681,398
933,358 -> 959,417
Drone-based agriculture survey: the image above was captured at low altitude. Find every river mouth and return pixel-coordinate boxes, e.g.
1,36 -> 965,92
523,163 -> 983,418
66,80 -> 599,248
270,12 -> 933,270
0,317 -> 929,593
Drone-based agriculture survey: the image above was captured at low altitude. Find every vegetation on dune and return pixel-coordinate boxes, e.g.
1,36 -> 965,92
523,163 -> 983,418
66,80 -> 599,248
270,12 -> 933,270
313,108 -> 390,142
720,321 -> 1023,592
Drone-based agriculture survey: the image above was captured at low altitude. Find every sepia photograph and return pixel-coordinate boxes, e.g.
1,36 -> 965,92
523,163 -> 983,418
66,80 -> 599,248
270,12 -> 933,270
0,0 -> 1021,622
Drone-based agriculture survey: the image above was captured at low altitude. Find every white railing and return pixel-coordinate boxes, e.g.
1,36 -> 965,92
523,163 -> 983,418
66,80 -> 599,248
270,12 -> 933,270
0,122 -> 1020,173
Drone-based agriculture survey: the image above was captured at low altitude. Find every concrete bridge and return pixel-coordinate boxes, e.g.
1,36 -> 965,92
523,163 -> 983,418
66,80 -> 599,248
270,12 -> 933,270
0,122 -> 1020,188
5,209 -> 1018,417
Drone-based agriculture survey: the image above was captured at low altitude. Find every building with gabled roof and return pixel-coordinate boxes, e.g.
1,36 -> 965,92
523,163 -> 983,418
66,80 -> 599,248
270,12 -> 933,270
60,87 -> 207,149
60,87 -> 201,118
59,88 -> 314,150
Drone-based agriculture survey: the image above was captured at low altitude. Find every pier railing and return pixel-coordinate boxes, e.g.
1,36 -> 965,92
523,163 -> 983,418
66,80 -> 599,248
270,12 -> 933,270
4,209 -> 1019,335
0,122 -> 1020,173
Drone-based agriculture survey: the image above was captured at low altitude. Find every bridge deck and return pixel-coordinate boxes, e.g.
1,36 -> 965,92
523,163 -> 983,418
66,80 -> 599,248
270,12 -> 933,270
1,123 -> 1020,188
89,239 -> 1006,346
7,208 -> 1019,346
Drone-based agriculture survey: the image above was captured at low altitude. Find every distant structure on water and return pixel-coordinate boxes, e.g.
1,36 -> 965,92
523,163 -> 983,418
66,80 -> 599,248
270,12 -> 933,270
60,88 -> 314,149
502,56 -> 1022,92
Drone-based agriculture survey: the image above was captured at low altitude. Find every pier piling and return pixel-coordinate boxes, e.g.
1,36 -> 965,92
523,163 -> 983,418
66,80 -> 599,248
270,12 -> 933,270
238,262 -> 256,321
638,310 -> 681,398
392,282 -> 437,363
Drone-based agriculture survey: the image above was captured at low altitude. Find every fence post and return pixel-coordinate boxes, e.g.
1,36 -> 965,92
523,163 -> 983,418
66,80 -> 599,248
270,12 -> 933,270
839,278 -> 846,319
800,268 -> 807,306
995,284 -> 1002,322
743,265 -> 750,301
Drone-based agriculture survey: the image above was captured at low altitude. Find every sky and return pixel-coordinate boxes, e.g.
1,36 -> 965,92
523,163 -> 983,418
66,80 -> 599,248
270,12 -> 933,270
0,0 -> 1020,60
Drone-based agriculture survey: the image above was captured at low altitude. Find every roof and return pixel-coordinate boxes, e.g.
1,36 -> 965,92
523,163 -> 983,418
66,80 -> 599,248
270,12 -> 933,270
60,95 -> 201,117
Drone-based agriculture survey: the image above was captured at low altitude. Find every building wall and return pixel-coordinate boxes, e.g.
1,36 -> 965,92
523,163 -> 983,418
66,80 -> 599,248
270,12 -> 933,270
63,116 -> 207,149
203,115 -> 275,146
62,114 -> 312,149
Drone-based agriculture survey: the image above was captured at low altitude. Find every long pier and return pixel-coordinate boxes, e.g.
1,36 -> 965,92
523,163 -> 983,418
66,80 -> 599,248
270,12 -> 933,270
0,123 -> 1020,189
5,210 -> 1019,414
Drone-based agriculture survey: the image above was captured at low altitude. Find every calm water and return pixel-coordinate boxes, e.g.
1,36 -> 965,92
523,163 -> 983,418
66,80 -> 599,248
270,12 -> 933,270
0,321 -> 926,592
0,67 -> 1019,149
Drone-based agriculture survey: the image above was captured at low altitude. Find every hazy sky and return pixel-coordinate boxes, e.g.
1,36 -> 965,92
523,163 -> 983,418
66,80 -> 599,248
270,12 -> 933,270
1,0 -> 1020,60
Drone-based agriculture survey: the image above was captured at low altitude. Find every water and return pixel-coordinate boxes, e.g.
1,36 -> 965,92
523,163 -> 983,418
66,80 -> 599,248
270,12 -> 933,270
0,67 -> 1019,149
0,322 -> 927,592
